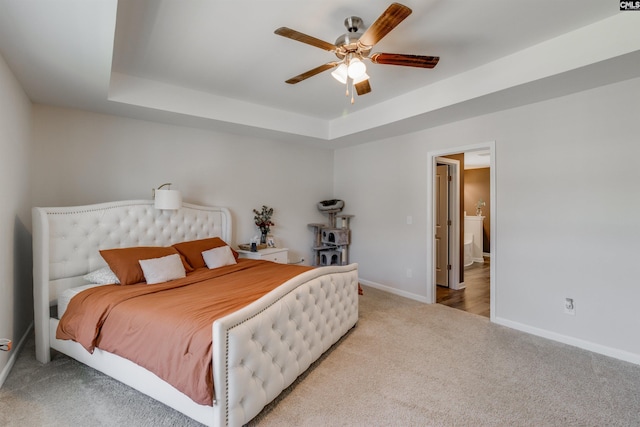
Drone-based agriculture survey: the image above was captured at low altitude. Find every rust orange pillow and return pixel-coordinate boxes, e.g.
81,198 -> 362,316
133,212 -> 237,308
100,246 -> 193,286
173,237 -> 239,269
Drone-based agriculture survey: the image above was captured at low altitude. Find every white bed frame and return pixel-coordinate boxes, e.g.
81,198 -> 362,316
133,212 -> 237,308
32,200 -> 359,427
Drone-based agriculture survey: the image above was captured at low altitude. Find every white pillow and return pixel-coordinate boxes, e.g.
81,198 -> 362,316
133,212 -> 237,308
138,254 -> 186,285
83,267 -> 120,285
202,246 -> 237,269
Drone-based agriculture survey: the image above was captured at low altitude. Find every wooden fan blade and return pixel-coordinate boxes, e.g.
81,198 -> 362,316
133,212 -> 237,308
357,3 -> 412,49
355,80 -> 372,96
275,27 -> 337,52
285,62 -> 340,84
370,53 -> 440,68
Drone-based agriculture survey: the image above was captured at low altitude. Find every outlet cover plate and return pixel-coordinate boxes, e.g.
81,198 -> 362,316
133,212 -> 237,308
564,298 -> 575,315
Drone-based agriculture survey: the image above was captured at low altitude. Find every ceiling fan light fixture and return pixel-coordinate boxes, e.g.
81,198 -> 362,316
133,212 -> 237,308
331,63 -> 348,84
347,57 -> 366,79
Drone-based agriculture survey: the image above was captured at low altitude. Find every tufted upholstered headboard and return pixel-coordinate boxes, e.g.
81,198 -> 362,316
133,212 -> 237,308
32,200 -> 231,362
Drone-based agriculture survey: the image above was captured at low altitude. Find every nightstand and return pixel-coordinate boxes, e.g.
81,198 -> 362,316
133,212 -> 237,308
236,247 -> 289,264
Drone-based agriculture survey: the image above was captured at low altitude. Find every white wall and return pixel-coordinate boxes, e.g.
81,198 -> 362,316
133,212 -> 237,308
0,52 -> 32,386
335,76 -> 640,362
31,105 -> 335,264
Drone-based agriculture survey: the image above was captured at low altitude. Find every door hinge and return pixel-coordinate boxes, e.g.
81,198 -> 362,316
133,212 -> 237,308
447,220 -> 452,226
448,175 -> 452,182
447,264 -> 452,270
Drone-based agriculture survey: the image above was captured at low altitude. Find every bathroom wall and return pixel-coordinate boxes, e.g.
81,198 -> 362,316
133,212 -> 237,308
464,167 -> 490,253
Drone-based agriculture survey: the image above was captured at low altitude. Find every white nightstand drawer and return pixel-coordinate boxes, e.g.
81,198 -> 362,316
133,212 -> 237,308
236,248 -> 289,264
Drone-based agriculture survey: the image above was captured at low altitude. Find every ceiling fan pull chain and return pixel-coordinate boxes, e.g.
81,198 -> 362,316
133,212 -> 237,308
351,80 -> 355,104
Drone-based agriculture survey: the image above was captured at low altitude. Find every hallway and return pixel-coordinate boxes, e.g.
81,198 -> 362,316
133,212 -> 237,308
436,256 -> 490,318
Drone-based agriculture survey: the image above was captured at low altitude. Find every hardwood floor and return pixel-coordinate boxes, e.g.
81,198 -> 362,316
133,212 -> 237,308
436,256 -> 490,318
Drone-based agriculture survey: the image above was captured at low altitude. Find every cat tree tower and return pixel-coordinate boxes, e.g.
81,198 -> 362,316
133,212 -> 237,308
308,200 -> 354,266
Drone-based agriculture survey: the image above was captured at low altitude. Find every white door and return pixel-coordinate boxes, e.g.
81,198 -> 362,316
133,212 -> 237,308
435,164 -> 450,287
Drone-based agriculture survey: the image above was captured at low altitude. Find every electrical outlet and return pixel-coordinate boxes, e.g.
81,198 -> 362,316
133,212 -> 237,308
564,298 -> 575,315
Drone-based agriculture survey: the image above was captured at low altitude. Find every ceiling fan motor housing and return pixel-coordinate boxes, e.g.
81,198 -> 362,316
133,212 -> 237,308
335,16 -> 371,60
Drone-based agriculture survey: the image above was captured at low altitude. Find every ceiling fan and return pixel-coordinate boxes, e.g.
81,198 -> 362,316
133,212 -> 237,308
274,2 -> 439,103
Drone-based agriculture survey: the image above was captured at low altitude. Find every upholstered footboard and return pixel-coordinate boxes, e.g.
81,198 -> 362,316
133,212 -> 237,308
212,263 -> 359,427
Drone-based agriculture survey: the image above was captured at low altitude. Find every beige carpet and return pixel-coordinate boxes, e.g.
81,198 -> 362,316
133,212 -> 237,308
2,286 -> 640,426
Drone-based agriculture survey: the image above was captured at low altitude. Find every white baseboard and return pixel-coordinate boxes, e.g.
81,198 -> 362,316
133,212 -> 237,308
494,317 -> 640,366
359,279 -> 429,303
0,323 -> 33,388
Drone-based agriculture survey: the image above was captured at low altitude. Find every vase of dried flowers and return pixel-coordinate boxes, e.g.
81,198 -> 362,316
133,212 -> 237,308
253,205 -> 274,244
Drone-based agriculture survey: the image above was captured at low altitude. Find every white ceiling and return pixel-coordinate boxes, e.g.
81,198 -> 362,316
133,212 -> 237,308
1,0 -> 639,149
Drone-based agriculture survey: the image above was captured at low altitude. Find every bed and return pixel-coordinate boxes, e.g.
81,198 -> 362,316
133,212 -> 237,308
32,200 -> 359,426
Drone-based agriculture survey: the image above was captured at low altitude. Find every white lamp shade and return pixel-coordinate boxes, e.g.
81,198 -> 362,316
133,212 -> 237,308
331,63 -> 348,84
347,58 -> 366,79
154,189 -> 182,210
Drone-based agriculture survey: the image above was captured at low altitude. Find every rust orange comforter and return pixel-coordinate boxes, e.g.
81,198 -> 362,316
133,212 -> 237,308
57,259 -> 312,406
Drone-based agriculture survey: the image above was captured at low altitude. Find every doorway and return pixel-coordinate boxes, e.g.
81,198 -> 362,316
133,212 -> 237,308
426,142 -> 496,321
